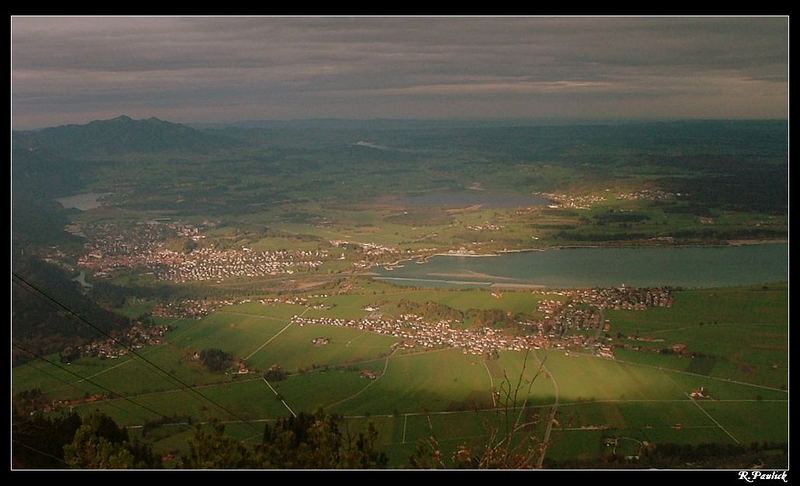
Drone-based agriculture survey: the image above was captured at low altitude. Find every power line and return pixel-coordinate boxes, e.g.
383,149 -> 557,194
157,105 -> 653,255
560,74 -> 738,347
12,439 -> 71,468
12,273 -> 263,436
13,343 -> 188,428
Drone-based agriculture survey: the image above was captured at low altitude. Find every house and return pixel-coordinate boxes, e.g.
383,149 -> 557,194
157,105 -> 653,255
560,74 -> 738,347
690,387 -> 710,399
672,343 -> 688,355
360,370 -> 378,380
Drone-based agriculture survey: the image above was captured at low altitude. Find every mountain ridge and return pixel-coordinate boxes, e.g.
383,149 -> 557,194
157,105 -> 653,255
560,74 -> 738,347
13,115 -> 240,158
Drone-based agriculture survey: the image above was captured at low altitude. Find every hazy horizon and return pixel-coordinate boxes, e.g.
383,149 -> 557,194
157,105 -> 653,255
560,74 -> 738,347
14,113 -> 791,132
12,16 -> 788,130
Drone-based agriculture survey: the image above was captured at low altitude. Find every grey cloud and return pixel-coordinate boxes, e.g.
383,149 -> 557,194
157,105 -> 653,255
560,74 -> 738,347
11,16 -> 788,128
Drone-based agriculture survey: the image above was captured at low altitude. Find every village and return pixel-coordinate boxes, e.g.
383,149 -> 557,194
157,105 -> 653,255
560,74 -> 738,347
152,298 -> 252,319
532,287 -> 673,310
533,191 -> 608,210
152,247 -> 328,282
329,240 -> 412,270
74,220 -> 330,282
287,287 -> 672,358
467,223 -> 503,231
290,312 -> 612,357
616,189 -> 684,201
75,322 -> 169,360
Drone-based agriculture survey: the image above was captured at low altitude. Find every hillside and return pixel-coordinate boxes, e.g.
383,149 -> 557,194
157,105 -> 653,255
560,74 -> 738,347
13,115 -> 240,158
12,256 -> 131,365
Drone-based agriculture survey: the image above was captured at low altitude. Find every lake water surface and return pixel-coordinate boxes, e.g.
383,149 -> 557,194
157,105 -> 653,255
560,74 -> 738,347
55,192 -> 111,211
374,243 -> 788,288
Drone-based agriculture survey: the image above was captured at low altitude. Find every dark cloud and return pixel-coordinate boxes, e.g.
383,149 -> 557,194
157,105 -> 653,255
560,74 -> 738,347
11,16 -> 788,128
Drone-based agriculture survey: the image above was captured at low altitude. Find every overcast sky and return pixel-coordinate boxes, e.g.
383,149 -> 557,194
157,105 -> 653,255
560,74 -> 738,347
11,16 -> 789,129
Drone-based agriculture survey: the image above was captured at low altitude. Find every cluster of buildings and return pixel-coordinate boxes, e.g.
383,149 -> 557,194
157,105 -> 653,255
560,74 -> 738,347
152,298 -> 251,319
533,191 -> 607,209
532,301 -> 603,335
282,286 -> 676,358
152,248 -> 328,282
78,323 -> 169,359
260,296 -> 309,306
330,240 -> 408,270
74,220 -> 330,282
616,189 -> 683,201
49,394 -> 108,412
330,240 -> 399,257
77,220 -> 205,272
76,221 -> 178,276
290,313 -> 594,356
551,287 -> 674,310
467,223 -> 503,231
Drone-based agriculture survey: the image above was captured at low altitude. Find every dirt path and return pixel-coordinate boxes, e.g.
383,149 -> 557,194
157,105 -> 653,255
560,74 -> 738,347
263,377 -> 297,418
687,393 -> 740,444
324,349 -> 394,410
244,297 -> 330,361
482,361 -> 497,407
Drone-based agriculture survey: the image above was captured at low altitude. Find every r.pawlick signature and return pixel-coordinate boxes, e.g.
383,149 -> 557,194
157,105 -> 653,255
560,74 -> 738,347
739,471 -> 788,483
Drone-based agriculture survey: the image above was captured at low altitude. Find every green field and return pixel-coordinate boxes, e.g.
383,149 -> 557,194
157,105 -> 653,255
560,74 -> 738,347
606,284 -> 788,388
12,282 -> 788,468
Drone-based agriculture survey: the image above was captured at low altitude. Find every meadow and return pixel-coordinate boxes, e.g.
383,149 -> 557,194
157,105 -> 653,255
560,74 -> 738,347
12,281 -> 788,467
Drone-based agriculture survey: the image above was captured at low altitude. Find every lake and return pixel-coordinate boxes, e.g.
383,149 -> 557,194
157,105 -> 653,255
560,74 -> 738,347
373,243 -> 788,288
55,192 -> 112,211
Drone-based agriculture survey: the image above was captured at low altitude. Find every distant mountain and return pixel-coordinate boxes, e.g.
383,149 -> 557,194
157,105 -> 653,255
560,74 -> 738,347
13,115 -> 240,158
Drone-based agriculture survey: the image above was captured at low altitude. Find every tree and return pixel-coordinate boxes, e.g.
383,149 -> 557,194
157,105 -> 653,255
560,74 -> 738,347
64,427 -> 136,469
180,420 -> 254,469
257,410 -> 388,469
62,412 -> 162,469
409,351 -> 546,469
180,410 -> 388,469
199,348 -> 233,372
12,410 -> 82,468
264,364 -> 286,382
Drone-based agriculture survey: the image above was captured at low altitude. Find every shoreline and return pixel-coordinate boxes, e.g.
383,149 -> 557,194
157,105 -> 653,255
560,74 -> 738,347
368,238 -> 788,274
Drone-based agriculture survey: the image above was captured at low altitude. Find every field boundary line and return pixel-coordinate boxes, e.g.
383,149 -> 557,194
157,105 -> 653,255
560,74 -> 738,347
482,361 -> 496,407
121,397 -> 786,429
245,297 -> 335,360
263,377 -> 297,418
75,376 -> 262,405
573,352 -> 788,393
216,311 -> 290,321
686,393 -> 740,444
71,343 -> 166,385
245,322 -> 294,360
346,330 -> 368,347
325,350 -> 394,410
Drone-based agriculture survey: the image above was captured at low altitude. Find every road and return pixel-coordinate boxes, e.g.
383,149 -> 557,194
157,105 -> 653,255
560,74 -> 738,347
263,377 -> 297,418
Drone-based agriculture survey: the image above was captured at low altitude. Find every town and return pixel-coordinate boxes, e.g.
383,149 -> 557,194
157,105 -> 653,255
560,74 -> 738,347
74,220 -> 330,282
288,286 -> 673,358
